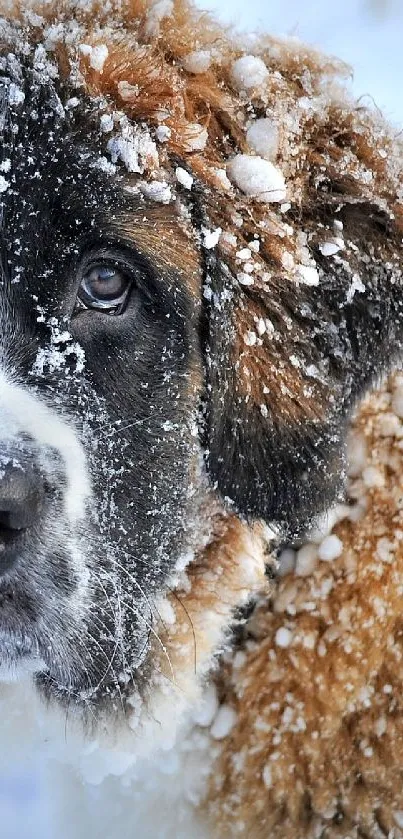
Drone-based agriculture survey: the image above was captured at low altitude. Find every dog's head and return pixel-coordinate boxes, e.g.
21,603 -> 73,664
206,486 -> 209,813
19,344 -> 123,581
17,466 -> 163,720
0,0 -> 400,730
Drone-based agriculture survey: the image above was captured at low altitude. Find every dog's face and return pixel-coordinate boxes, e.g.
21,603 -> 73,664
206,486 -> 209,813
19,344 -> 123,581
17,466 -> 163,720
0,7 -> 401,727
0,56 -> 204,713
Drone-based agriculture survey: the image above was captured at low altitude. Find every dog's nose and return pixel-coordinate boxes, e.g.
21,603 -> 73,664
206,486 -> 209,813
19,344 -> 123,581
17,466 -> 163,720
0,460 -> 44,574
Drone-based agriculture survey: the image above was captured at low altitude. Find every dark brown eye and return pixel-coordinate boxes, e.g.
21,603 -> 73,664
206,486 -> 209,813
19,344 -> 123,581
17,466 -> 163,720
78,264 -> 132,313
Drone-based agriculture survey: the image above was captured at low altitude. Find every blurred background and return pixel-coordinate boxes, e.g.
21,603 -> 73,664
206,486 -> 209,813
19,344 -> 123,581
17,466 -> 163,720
2,0 -> 402,836
203,0 -> 403,123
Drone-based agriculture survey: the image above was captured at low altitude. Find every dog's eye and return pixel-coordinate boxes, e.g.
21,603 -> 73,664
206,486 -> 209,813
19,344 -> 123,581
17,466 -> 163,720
77,264 -> 132,313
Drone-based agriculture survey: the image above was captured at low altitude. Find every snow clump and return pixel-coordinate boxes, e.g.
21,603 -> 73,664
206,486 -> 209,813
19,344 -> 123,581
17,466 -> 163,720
227,154 -> 286,203
246,118 -> 279,161
231,55 -> 269,91
182,50 -> 211,74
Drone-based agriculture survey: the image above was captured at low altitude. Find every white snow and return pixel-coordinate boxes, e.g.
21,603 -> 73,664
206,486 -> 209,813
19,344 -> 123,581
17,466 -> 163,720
182,50 -> 211,74
227,154 -> 287,202
100,113 -> 114,133
175,166 -> 194,190
139,180 -> 173,203
192,683 -> 219,728
8,83 -> 25,105
275,627 -> 293,648
0,176 -> 9,193
89,44 -> 108,72
107,124 -> 159,174
202,227 -> 221,249
295,543 -> 318,576
346,274 -> 366,302
231,55 -> 269,90
210,704 -> 237,739
296,264 -> 320,286
246,118 -> 279,161
156,125 -> 171,142
237,272 -> 255,286
319,241 -> 343,256
317,534 -> 343,562
278,548 -> 296,577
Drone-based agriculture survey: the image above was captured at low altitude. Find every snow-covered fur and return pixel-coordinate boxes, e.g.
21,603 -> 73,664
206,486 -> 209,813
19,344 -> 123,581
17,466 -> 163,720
0,0 -> 401,836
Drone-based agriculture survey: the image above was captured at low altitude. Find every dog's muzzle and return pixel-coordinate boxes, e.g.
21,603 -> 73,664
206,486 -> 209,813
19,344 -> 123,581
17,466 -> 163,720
0,450 -> 45,575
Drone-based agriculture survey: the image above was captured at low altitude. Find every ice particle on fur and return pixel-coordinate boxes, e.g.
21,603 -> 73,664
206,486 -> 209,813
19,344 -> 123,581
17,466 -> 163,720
192,683 -> 219,728
182,50 -> 211,74
318,534 -> 343,562
210,704 -> 237,740
296,264 -> 320,286
89,44 -> 108,72
246,118 -> 279,161
275,627 -> 293,648
227,154 -> 286,203
203,227 -> 221,249
231,55 -> 269,90
175,166 -> 193,190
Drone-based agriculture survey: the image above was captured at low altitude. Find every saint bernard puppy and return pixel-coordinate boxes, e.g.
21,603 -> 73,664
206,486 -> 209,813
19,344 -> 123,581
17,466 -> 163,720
0,0 -> 400,837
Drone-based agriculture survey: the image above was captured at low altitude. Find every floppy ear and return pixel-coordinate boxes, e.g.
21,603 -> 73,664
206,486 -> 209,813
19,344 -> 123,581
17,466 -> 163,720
203,202 -> 403,537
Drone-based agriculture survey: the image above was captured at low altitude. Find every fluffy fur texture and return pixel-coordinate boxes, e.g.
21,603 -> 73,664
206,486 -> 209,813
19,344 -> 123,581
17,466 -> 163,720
0,0 -> 401,837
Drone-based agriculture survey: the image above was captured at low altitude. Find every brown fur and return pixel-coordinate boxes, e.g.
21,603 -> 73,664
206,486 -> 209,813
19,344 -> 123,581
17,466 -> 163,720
206,374 -> 403,838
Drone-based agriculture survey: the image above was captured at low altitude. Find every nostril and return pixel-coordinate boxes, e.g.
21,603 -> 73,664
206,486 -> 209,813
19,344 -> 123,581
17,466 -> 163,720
0,462 -> 45,533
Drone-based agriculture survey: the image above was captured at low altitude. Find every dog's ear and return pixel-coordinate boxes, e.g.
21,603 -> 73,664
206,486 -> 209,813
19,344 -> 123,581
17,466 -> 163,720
203,201 -> 403,536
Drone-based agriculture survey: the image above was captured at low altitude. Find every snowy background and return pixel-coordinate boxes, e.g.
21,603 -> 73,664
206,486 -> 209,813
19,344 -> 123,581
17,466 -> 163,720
203,0 -> 403,124
2,0 -> 402,837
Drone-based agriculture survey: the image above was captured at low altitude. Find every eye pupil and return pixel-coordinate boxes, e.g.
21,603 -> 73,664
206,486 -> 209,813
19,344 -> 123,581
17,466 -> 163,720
78,263 -> 131,312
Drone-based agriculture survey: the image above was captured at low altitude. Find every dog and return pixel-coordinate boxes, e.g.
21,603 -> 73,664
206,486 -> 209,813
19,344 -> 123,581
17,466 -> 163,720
0,0 -> 401,837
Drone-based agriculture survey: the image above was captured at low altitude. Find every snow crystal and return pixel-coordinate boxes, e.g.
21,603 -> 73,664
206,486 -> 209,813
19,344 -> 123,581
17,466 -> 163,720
319,241 -> 342,257
246,118 -> 279,161
296,264 -> 320,286
346,274 -> 366,303
156,125 -> 171,143
182,50 -> 211,74
214,168 -> 232,191
100,113 -> 114,133
237,272 -> 254,286
65,96 -> 80,110
231,55 -> 269,91
227,154 -> 286,203
236,247 -> 252,261
362,465 -> 385,488
107,124 -> 159,174
295,543 -> 318,576
203,227 -> 221,249
117,81 -> 140,101
210,704 -> 237,740
275,627 -> 293,648
92,156 -> 117,176
79,43 -> 92,56
90,44 -> 108,72
139,180 -> 172,204
0,176 -> 9,193
175,167 -> 194,190
8,83 -> 25,106
192,683 -> 219,728
262,764 -> 272,788
317,534 -> 343,562
278,548 -> 296,577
